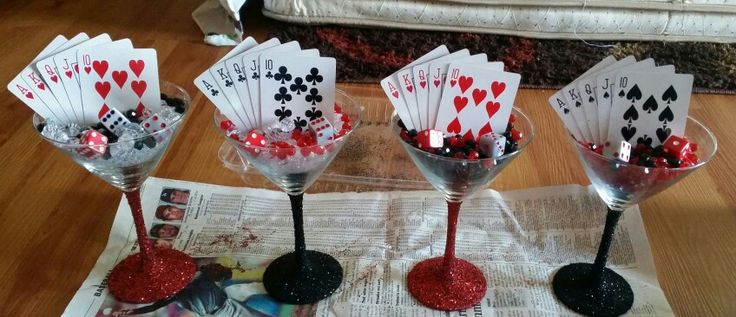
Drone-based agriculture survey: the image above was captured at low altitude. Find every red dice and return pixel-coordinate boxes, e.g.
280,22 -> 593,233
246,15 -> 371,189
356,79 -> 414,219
662,135 -> 690,160
77,130 -> 108,158
415,129 -> 444,150
244,130 -> 267,147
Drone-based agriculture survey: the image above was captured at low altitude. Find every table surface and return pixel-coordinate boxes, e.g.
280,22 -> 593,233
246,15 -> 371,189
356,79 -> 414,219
0,0 -> 734,316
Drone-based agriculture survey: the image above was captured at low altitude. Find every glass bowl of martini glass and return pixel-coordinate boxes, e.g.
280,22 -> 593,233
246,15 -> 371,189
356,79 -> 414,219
391,108 -> 534,310
32,81 -> 196,303
213,90 -> 363,304
552,116 -> 717,316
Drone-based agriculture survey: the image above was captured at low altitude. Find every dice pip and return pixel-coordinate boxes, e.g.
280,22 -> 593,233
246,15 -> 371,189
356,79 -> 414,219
77,130 -> 108,158
98,104 -> 131,136
308,117 -> 335,145
478,133 -> 506,158
415,129 -> 443,150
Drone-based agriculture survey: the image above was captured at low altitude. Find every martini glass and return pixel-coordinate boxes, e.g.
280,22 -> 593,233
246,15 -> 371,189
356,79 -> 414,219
391,108 -> 534,311
552,116 -> 717,316
32,81 -> 196,303
214,90 -> 363,304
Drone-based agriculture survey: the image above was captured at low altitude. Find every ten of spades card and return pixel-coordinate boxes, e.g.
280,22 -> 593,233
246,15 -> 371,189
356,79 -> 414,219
606,72 -> 693,148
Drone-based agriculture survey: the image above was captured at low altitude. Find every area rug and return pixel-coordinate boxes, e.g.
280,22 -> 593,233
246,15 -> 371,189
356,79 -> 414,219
267,21 -> 736,94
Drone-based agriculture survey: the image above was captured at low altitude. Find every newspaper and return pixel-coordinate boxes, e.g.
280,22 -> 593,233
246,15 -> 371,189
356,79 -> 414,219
64,177 -> 673,316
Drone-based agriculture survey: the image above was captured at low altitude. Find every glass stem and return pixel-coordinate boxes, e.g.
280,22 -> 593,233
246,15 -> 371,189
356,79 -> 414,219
289,193 -> 308,268
591,207 -> 623,285
125,189 -> 155,273
443,201 -> 462,282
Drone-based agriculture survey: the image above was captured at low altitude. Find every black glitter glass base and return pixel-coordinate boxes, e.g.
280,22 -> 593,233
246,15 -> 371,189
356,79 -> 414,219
263,250 -> 343,304
553,263 -> 634,316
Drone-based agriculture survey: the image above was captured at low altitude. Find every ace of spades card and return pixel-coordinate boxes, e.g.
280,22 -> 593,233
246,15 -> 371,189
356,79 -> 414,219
259,54 -> 336,129
548,56 -> 617,142
435,64 -> 520,140
78,47 -> 161,122
607,72 -> 693,148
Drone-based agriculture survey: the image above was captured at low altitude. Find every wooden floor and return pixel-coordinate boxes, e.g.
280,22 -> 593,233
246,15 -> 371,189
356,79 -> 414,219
0,0 -> 735,316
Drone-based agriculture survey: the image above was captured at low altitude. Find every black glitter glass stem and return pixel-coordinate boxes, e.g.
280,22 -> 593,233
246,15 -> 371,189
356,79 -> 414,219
290,193 -> 308,268
592,208 -> 622,283
262,193 -> 343,304
552,208 -> 634,316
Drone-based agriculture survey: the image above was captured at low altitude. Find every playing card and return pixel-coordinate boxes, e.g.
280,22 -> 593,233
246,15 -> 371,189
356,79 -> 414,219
11,35 -> 69,122
53,34 -> 113,122
425,55 -> 493,129
224,38 -> 281,125
594,59 -> 658,143
76,39 -> 135,124
219,36 -> 259,62
547,56 -> 617,141
403,49 -> 471,130
381,45 -> 450,130
34,32 -> 90,123
208,37 -> 258,127
78,47 -> 160,125
606,71 -> 691,148
560,69 -> 626,143
259,53 -> 336,128
243,41 -> 303,126
195,70 -> 250,130
575,56 -> 636,144
435,64 -> 521,139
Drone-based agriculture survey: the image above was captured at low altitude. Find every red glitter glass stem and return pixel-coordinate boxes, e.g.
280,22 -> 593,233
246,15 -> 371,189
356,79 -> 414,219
443,200 -> 461,282
124,189 -> 155,272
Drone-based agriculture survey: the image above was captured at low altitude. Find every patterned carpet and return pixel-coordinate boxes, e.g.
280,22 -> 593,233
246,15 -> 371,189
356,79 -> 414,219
268,21 -> 736,94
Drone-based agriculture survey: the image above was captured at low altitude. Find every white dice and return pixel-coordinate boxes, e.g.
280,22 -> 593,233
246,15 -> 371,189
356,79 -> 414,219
97,104 -> 131,136
604,140 -> 632,162
308,117 -> 335,145
479,133 -> 506,158
141,114 -> 171,142
416,129 -> 444,150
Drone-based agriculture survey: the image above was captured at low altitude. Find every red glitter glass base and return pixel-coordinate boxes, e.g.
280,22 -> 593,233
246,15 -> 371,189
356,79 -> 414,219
407,257 -> 487,311
108,248 -> 196,303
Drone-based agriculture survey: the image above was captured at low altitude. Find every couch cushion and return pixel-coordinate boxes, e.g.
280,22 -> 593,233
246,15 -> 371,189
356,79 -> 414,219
263,0 -> 736,43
